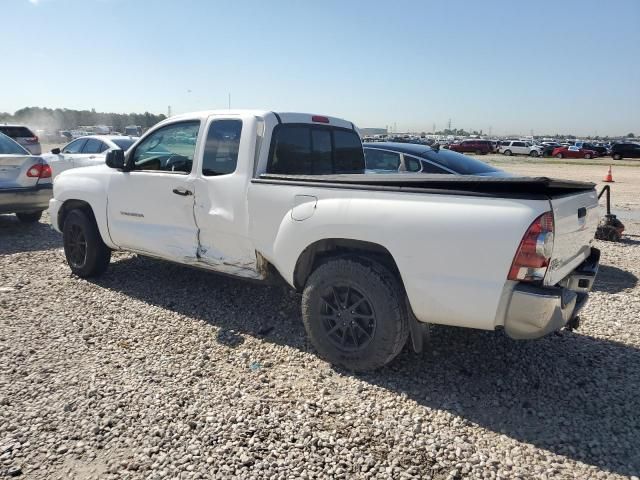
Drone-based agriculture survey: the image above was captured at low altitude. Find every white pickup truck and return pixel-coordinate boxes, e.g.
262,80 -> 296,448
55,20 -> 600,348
49,110 -> 601,371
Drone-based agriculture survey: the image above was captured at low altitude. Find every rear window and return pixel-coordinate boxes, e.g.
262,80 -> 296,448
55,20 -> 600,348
0,126 -> 34,138
112,139 -> 135,151
267,124 -> 364,175
422,148 -> 499,175
0,133 -> 29,154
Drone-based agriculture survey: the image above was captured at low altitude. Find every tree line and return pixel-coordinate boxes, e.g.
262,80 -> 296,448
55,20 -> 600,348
0,107 -> 167,133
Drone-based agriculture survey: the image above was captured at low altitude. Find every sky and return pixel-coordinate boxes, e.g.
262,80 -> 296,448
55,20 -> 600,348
3,0 -> 639,136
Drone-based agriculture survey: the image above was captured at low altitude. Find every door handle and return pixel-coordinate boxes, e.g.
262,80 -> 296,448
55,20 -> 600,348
172,188 -> 193,196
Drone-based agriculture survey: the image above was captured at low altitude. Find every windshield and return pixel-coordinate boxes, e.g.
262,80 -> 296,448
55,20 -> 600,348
112,139 -> 136,151
423,148 -> 499,174
0,133 -> 29,154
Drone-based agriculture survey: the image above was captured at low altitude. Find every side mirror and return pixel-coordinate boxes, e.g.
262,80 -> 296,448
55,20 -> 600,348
51,148 -> 61,154
106,149 -> 126,169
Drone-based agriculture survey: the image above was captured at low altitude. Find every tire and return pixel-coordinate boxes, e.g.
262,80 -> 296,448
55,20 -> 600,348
529,150 -> 539,157
584,153 -> 592,159
613,154 -> 622,160
301,256 -> 409,371
475,149 -> 482,155
63,209 -> 111,278
556,153 -> 564,159
503,150 -> 512,156
15,211 -> 43,223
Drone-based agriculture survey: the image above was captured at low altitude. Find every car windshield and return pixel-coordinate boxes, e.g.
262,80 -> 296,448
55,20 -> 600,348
0,133 -> 29,154
112,139 -> 135,151
423,148 -> 499,174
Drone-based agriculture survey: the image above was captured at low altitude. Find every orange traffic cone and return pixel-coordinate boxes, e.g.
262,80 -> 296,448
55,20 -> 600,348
603,166 -> 614,183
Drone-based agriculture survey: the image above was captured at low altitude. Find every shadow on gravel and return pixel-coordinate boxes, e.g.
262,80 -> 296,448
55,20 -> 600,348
94,255 -> 639,477
0,215 -> 61,255
592,264 -> 638,293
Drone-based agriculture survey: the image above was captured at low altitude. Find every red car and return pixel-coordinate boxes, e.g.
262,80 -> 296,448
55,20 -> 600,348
446,139 -> 494,155
551,146 -> 599,159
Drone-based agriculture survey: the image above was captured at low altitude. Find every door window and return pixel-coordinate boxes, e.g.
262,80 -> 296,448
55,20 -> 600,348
202,119 -> 243,176
364,149 -> 400,171
83,139 -> 103,154
513,142 -> 525,147
131,121 -> 200,173
62,139 -> 87,153
403,155 -> 423,172
98,142 -> 110,153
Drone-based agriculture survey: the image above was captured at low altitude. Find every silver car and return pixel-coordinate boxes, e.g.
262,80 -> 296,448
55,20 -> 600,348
0,132 -> 52,223
0,124 -> 42,155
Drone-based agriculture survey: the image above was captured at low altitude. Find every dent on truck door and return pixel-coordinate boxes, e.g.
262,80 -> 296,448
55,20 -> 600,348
106,121 -> 201,263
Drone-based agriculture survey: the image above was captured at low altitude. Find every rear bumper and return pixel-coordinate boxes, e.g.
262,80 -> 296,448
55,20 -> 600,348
0,183 -> 52,214
504,248 -> 600,339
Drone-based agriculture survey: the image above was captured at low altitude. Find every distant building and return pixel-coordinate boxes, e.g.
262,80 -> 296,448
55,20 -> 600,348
359,127 -> 388,136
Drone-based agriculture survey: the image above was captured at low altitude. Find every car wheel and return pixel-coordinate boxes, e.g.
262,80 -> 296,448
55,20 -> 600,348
15,211 -> 43,223
556,153 -> 564,159
503,150 -> 512,156
529,150 -> 539,157
302,256 -> 409,371
613,154 -> 622,160
584,153 -> 592,159
63,209 -> 111,278
475,149 -> 483,155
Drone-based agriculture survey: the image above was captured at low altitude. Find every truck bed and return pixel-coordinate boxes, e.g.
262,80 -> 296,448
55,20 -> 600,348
255,173 -> 595,199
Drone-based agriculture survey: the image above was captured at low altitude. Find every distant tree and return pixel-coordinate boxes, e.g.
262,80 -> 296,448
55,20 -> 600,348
628,133 -> 635,138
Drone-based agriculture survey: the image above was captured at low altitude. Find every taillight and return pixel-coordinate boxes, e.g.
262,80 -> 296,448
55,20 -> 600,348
312,115 -> 330,124
26,163 -> 52,179
508,212 -> 554,282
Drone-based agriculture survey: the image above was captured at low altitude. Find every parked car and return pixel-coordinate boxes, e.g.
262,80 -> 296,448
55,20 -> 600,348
446,139 -> 494,154
499,141 -> 543,157
552,146 -> 599,159
575,142 -> 608,157
0,132 -> 52,223
363,142 -> 508,176
541,142 -> 562,157
44,135 -> 138,178
610,143 -> 640,160
0,124 -> 42,155
50,110 -> 600,371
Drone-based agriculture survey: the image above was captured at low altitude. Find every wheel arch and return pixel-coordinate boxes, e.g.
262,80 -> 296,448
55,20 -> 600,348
292,238 -> 402,292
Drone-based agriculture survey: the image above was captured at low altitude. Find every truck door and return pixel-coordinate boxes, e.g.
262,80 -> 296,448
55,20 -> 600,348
106,120 -> 201,263
192,115 -> 262,279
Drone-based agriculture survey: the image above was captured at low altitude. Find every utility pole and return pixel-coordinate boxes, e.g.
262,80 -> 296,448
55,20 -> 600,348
447,118 -> 452,131
167,105 -> 171,117
432,123 -> 436,133
228,93 -> 231,109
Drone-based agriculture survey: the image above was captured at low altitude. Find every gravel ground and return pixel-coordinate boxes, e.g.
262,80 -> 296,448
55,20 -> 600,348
1,205 -> 639,478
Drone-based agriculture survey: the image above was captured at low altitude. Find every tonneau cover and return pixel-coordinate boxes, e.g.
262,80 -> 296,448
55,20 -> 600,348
256,173 -> 595,198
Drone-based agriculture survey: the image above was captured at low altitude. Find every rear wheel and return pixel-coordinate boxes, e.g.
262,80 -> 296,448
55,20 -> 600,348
302,257 -> 409,371
613,153 -> 622,160
63,209 -> 111,277
503,150 -> 512,156
556,153 -> 564,159
584,153 -> 592,159
15,211 -> 43,223
475,149 -> 483,155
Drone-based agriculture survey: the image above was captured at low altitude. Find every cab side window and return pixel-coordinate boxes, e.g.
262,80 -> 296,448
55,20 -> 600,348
131,121 -> 200,173
403,155 -> 422,172
202,119 -> 243,176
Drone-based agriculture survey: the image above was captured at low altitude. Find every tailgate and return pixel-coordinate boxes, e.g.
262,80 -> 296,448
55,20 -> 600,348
0,154 -> 39,189
544,189 -> 599,286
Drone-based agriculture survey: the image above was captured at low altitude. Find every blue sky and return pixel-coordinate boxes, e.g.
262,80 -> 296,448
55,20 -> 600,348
4,0 -> 639,135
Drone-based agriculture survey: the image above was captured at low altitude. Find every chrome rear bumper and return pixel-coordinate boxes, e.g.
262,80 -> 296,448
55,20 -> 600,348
504,248 -> 599,339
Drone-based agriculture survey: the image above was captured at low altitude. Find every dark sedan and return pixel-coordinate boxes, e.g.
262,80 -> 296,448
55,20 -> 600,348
363,142 -> 508,176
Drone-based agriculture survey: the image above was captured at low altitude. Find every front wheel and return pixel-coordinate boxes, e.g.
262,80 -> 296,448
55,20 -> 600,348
613,153 -> 622,160
16,211 -> 43,223
529,150 -> 539,157
584,153 -> 592,159
302,257 -> 409,371
63,209 -> 111,278
556,153 -> 564,159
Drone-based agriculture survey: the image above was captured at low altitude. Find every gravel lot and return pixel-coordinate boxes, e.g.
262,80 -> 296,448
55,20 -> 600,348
1,163 -> 639,479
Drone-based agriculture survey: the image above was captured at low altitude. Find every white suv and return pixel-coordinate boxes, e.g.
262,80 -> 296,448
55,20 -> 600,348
499,140 -> 543,157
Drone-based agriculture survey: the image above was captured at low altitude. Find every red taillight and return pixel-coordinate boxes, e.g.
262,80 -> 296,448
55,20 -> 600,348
312,115 -> 330,124
26,163 -> 51,179
508,212 -> 554,282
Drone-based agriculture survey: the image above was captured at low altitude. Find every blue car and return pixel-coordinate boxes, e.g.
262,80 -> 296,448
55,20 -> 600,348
363,142 -> 509,176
